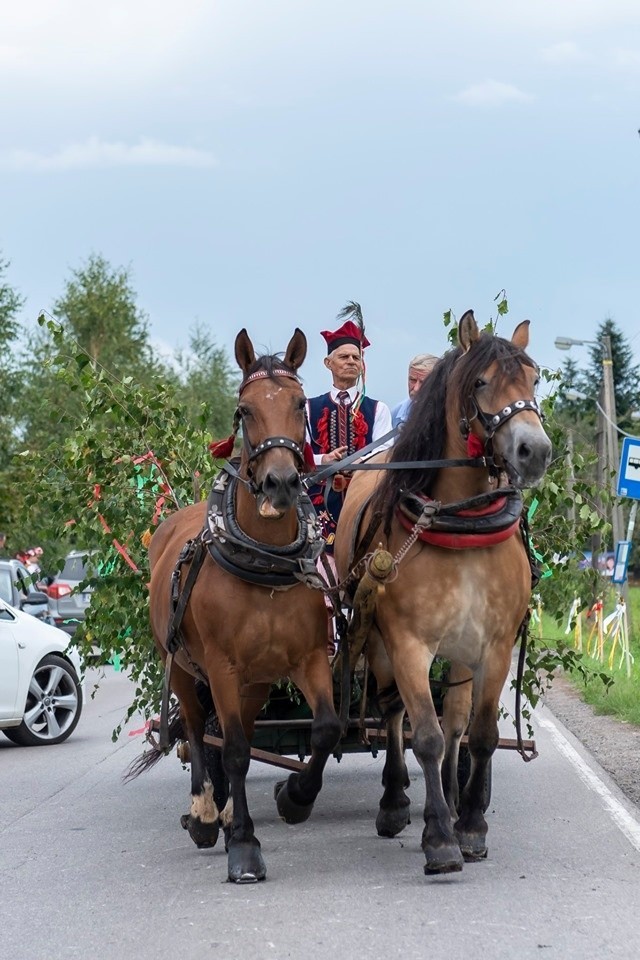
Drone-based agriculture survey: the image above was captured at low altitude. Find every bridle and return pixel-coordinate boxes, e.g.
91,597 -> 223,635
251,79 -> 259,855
460,396 -> 543,442
235,367 -> 307,497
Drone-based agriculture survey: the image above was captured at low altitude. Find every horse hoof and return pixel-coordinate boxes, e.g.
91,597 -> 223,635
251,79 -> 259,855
183,814 -> 220,849
459,839 -> 488,862
423,844 -> 464,875
228,840 -> 266,883
455,825 -> 488,861
376,805 -> 411,838
275,779 -> 314,824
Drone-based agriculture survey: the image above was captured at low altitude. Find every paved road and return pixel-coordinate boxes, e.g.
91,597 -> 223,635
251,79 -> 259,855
2,666 -> 640,960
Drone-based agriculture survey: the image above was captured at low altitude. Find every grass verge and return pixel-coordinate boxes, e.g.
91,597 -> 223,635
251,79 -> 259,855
540,584 -> 640,727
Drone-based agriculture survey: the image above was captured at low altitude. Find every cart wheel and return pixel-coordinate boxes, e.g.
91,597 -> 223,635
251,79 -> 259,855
457,745 -> 492,812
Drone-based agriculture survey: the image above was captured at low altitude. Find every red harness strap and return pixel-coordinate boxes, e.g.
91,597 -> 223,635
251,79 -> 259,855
396,495 -> 520,550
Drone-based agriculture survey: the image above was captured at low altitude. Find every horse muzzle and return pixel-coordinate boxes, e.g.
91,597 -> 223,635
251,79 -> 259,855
256,465 -> 302,517
500,423 -> 552,489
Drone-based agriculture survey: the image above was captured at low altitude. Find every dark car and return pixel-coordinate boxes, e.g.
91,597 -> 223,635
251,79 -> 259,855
46,551 -> 95,635
0,559 -> 51,623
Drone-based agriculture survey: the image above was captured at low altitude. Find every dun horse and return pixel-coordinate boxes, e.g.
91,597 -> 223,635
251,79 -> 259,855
144,329 -> 341,883
334,310 -> 552,876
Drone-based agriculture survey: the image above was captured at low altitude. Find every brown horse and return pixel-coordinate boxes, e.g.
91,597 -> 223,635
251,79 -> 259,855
146,329 -> 341,883
333,310 -> 552,876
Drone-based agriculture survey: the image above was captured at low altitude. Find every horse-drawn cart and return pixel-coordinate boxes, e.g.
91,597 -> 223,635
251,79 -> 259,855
140,314 -> 550,882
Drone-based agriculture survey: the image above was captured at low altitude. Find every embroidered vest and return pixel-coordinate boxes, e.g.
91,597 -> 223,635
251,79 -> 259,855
307,393 -> 378,549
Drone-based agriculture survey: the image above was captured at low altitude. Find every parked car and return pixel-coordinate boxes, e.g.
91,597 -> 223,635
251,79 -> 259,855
0,558 -> 51,623
46,550 -> 95,635
0,598 -> 83,746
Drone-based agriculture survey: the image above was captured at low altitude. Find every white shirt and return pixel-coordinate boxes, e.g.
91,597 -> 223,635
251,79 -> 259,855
307,386 -> 393,466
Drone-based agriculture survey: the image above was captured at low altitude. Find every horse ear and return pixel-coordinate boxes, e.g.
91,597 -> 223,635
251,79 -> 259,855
511,320 -> 530,350
283,328 -> 307,371
458,310 -> 479,353
235,328 -> 256,373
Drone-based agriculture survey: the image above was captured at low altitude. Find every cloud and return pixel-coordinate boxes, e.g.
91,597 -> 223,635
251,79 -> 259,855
0,137 -> 217,172
453,79 -> 534,106
541,41 -> 589,64
610,47 -> 640,70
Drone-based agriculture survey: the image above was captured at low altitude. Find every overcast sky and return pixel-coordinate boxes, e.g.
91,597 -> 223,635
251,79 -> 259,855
1,0 -> 639,405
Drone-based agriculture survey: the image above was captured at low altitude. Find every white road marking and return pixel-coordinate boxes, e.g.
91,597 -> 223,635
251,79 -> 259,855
536,711 -> 640,852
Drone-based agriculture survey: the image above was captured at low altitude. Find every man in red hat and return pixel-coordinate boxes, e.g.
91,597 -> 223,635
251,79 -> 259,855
306,304 -> 392,553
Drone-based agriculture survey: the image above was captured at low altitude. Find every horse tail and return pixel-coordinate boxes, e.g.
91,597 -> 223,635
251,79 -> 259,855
122,704 -> 184,782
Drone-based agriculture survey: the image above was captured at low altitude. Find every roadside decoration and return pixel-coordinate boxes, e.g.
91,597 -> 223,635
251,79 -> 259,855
603,597 -> 633,678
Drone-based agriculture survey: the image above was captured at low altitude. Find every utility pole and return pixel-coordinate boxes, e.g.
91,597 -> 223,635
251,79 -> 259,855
600,335 -> 625,546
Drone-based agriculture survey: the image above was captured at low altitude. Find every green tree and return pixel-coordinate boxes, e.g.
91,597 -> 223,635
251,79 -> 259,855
52,253 -> 154,376
0,255 -> 25,539
170,323 -> 239,438
17,254 -> 164,453
585,319 -> 640,430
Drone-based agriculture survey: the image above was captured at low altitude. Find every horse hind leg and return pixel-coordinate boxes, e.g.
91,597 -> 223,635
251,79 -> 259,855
375,690 -> 411,838
275,653 -> 341,824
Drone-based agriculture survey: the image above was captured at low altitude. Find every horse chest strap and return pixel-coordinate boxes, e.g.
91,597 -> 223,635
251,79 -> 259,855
166,539 -> 206,655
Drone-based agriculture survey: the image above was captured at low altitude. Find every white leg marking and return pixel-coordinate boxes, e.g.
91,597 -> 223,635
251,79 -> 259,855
190,780 -> 218,824
220,796 -> 234,828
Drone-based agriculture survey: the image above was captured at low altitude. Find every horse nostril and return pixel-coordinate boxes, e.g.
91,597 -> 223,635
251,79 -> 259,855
263,468 -> 300,498
517,442 -> 532,462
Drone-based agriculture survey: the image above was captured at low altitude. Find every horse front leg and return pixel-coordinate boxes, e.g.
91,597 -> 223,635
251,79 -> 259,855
275,652 -> 341,823
170,665 -> 220,850
454,651 -> 509,862
393,645 -> 464,875
440,661 -> 473,817
209,678 -> 266,883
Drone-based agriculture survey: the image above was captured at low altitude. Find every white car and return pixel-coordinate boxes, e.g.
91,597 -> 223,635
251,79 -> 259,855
0,598 -> 83,746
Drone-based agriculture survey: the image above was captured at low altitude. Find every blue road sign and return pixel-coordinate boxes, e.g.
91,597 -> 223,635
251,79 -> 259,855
612,541 -> 631,584
617,437 -> 640,501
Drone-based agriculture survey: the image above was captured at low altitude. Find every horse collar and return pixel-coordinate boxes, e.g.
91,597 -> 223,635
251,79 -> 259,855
204,468 -> 325,589
396,487 -> 523,550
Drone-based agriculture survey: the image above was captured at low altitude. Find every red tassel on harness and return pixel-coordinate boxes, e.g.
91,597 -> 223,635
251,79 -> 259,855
466,433 -> 485,457
209,434 -> 236,460
303,442 -> 316,472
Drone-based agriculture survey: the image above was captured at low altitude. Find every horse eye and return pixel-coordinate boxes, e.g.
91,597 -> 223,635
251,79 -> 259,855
474,378 -> 486,389
296,398 -> 306,412
238,405 -> 251,419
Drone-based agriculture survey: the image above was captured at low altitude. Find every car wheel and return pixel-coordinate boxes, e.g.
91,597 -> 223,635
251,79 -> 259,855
3,654 -> 83,746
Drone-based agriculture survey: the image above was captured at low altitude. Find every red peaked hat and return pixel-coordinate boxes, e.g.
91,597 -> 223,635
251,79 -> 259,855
320,320 -> 370,354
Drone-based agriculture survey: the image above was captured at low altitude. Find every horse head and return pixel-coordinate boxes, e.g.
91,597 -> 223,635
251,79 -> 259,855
456,310 -> 552,488
234,328 -> 308,519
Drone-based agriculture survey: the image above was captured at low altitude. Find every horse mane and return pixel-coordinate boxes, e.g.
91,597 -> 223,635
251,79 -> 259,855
373,331 -> 537,529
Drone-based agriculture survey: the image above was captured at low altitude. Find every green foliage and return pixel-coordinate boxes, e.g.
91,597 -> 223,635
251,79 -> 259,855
0,255 -> 25,536
52,253 -> 154,376
167,322 -> 239,438
554,318 -> 640,432
19,315 -> 228,736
